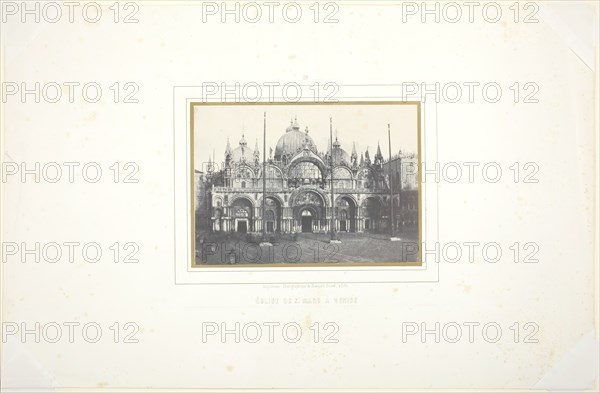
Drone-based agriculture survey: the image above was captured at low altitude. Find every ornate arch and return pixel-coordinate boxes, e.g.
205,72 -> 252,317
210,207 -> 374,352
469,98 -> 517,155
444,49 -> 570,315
361,195 -> 384,207
212,195 -> 224,207
229,194 -> 255,208
298,204 -> 320,219
232,164 -> 256,179
256,193 -> 285,207
288,187 -> 329,208
257,163 -> 285,179
288,156 -> 327,179
336,193 -> 358,207
332,165 -> 354,180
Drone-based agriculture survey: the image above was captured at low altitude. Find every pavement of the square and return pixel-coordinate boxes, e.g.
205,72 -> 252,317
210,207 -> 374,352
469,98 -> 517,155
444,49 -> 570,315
196,231 -> 420,265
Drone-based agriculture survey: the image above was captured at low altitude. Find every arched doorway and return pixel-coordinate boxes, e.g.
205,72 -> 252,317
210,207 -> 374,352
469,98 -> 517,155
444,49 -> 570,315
301,209 -> 313,233
362,197 -> 382,233
292,190 -> 325,233
214,208 -> 223,232
337,195 -> 357,232
260,195 -> 282,233
340,210 -> 348,231
231,197 -> 254,233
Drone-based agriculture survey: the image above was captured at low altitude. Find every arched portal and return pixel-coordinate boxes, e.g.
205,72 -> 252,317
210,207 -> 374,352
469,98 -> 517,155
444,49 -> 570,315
292,191 -> 324,233
264,196 -> 282,233
230,196 -> 254,233
300,209 -> 313,233
337,195 -> 357,232
361,197 -> 382,233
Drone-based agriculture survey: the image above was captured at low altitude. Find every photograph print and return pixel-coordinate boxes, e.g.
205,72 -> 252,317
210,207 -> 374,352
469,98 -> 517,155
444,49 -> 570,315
192,102 -> 421,266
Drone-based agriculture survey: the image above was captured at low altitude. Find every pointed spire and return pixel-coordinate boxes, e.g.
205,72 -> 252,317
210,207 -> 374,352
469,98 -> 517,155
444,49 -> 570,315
225,137 -> 231,154
374,141 -> 383,165
333,130 -> 341,148
352,142 -> 357,155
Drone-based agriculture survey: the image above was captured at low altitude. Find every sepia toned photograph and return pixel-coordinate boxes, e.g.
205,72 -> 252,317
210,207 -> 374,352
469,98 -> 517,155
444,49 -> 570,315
192,102 -> 421,266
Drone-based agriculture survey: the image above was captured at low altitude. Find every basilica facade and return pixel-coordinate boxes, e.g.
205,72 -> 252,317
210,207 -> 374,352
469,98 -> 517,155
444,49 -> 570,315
196,118 -> 418,235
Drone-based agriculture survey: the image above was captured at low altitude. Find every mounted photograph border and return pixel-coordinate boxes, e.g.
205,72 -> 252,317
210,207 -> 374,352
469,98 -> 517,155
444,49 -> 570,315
173,85 -> 440,284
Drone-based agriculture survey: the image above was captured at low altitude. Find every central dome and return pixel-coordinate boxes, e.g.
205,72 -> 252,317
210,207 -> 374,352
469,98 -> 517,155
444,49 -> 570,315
274,118 -> 318,161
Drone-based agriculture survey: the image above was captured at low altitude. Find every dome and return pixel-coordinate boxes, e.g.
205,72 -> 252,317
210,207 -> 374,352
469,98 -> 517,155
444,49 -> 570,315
330,138 -> 351,166
229,134 -> 255,162
230,145 -> 254,162
274,118 -> 318,160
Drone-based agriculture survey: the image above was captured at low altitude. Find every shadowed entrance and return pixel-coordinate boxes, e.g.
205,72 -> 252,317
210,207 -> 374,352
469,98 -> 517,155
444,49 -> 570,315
301,209 -> 313,232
